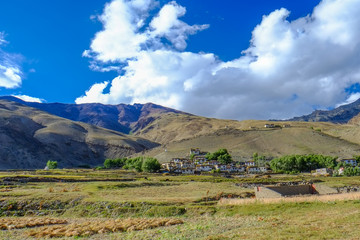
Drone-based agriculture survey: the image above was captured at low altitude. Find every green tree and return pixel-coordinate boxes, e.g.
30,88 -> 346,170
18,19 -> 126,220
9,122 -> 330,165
124,157 -> 144,172
142,157 -> 161,172
103,158 -> 127,169
46,160 -> 58,169
343,166 -> 360,176
253,152 -> 258,161
270,154 -> 338,173
206,148 -> 232,164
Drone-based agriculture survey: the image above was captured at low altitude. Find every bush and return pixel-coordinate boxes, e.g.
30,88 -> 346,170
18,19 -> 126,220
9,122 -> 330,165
142,158 -> 161,173
123,157 -> 144,172
46,160 -> 58,169
205,148 -> 232,164
343,166 -> 360,176
103,157 -> 161,172
104,158 -> 127,169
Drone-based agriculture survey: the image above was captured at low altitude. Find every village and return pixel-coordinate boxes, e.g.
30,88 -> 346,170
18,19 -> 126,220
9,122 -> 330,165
162,148 -> 359,176
162,148 -> 271,175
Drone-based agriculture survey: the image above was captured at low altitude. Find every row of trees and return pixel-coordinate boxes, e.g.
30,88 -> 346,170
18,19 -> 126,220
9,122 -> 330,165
103,157 -> 161,173
334,161 -> 360,176
269,154 -> 338,174
340,166 -> 360,176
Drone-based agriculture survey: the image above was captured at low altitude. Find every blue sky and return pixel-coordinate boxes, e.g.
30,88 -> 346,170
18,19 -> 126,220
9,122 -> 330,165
1,0 -> 360,120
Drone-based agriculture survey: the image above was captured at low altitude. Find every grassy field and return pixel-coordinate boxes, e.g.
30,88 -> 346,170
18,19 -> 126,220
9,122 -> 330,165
1,170 -> 360,239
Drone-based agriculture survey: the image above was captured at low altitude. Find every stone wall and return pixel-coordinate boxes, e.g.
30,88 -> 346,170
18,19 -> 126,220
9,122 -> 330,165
255,185 -> 315,198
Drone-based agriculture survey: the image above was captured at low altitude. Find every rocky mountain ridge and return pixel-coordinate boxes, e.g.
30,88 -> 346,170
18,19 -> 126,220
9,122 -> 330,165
0,96 -> 190,134
289,98 -> 360,124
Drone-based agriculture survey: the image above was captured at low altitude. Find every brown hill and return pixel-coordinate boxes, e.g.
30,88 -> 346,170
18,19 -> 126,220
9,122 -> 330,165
0,100 -> 159,169
3,96 -> 360,166
348,112 -> 360,125
133,116 -> 360,163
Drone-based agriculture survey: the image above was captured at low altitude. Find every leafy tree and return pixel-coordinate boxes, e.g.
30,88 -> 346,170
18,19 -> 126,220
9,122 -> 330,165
206,148 -> 232,164
270,154 -> 337,173
103,158 -> 127,169
142,157 -> 161,172
46,160 -> 58,169
343,166 -> 360,176
253,152 -> 266,167
124,157 -> 144,172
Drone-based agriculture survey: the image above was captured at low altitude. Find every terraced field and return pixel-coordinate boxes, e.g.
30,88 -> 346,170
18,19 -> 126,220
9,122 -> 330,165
1,169 -> 360,239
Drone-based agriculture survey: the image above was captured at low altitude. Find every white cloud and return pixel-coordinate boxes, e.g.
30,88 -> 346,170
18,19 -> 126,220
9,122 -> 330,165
78,0 -> 360,120
149,1 -> 209,50
0,33 -> 23,89
76,81 -> 111,104
335,92 -> 360,107
12,94 -> 44,103
0,65 -> 22,88
82,0 -> 208,64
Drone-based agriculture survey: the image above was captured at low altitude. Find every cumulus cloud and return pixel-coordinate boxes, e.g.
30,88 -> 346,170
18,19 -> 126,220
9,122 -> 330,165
78,0 -> 360,120
0,33 -> 23,89
12,94 -> 44,103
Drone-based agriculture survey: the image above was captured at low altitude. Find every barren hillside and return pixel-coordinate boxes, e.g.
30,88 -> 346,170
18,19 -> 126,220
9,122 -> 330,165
0,100 -> 159,169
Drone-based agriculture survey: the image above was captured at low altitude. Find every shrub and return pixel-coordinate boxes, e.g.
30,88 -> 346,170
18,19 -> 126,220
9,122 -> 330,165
142,158 -> 161,173
124,157 -> 144,172
103,158 -> 127,169
343,166 -> 360,176
46,160 -> 58,169
206,148 -> 232,164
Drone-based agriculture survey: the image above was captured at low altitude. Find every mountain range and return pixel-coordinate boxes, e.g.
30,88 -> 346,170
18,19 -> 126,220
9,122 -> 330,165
288,98 -> 360,124
2,95 -> 360,169
0,96 -> 189,134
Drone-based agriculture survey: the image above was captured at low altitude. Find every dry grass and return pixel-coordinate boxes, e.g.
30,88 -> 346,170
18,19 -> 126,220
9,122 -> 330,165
218,192 -> 360,205
0,188 -> 12,192
138,121 -> 360,163
84,181 -> 251,203
26,218 -> 183,238
0,217 -> 67,230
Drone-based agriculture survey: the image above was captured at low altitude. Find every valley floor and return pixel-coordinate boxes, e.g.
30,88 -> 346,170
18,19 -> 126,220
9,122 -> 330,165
0,169 -> 360,239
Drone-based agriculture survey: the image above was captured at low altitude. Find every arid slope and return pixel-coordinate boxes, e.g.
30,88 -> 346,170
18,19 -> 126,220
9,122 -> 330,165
134,116 -> 360,162
0,100 -> 159,169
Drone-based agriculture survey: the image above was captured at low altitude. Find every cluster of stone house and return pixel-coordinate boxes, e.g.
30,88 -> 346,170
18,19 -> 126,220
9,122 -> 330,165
336,159 -> 359,175
162,148 -> 270,174
313,159 -> 359,176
